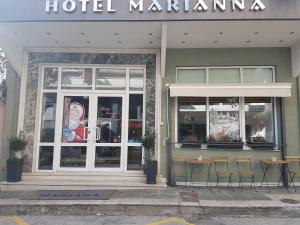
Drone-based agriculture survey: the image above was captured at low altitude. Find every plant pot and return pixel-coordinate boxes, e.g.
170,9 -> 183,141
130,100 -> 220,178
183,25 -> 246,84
207,142 -> 244,149
6,159 -> 23,182
146,160 -> 157,184
247,142 -> 275,149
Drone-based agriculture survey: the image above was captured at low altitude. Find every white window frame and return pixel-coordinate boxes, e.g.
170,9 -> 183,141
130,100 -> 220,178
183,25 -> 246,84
174,66 -> 279,151
34,64 -> 146,172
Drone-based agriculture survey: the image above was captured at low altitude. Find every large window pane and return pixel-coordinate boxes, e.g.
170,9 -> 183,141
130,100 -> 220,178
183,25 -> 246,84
39,146 -> 54,170
95,147 -> 121,168
245,97 -> 274,143
62,68 -> 92,89
178,97 -> 207,143
243,68 -> 273,83
62,96 -> 89,143
177,69 -> 206,83
60,146 -> 87,168
43,67 -> 58,89
127,146 -> 143,171
40,93 -> 57,143
128,94 -> 143,143
130,69 -> 144,91
209,97 -> 240,141
209,68 -> 240,83
96,68 -> 126,90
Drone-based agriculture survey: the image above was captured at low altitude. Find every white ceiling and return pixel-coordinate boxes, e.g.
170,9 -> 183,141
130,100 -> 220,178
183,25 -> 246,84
1,21 -> 300,74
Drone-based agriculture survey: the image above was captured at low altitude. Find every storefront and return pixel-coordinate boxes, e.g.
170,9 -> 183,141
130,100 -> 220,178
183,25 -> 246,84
1,0 -> 300,188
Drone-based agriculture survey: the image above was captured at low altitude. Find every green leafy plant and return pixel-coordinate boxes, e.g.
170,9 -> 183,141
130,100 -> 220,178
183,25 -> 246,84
8,131 -> 28,160
141,133 -> 156,163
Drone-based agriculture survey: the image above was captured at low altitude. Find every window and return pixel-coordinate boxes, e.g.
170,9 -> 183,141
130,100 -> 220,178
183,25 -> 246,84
177,69 -> 206,83
209,68 -> 240,83
245,97 -> 275,144
209,97 -> 240,142
177,97 -> 276,149
62,68 -> 93,89
178,97 -> 206,143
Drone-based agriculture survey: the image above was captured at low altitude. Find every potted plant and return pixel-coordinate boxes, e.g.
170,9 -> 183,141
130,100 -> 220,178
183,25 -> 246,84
141,133 -> 157,184
6,131 -> 27,182
247,136 -> 275,149
208,134 -> 244,149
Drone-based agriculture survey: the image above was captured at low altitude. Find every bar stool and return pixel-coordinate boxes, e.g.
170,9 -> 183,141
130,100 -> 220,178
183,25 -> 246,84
213,156 -> 234,191
285,156 -> 300,192
236,156 -> 257,192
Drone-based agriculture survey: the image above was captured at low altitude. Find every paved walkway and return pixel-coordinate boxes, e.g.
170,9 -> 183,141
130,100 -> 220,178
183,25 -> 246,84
0,187 -> 299,217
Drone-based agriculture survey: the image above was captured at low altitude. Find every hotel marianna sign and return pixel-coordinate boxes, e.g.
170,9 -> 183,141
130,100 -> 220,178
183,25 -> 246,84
45,0 -> 266,13
1,0 -> 300,22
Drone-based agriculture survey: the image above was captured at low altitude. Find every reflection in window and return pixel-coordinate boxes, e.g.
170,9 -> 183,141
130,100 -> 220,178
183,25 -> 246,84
245,97 -> 274,143
127,146 -> 143,171
128,95 -> 143,143
43,67 -> 58,89
62,68 -> 92,89
129,69 -> 144,91
96,68 -> 126,90
243,68 -> 273,83
209,97 -> 240,142
40,93 -> 57,143
60,146 -> 87,168
95,147 -> 121,168
178,97 -> 206,143
39,146 -> 54,170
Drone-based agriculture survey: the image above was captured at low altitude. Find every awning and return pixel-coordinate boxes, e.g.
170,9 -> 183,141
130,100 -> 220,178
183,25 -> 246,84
169,83 -> 292,97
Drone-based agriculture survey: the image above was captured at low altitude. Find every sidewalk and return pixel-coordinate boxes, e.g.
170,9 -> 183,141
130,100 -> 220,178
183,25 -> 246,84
0,187 -> 300,217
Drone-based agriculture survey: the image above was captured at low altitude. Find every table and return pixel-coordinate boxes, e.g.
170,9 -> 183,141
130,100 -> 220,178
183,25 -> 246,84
189,159 -> 212,188
260,160 -> 289,192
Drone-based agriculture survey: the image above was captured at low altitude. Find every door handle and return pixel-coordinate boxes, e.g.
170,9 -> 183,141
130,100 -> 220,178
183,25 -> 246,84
96,127 -> 101,141
83,127 -> 89,141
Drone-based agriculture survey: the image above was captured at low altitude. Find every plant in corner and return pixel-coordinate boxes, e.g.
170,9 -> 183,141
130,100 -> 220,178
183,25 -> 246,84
141,133 -> 157,184
6,131 -> 27,182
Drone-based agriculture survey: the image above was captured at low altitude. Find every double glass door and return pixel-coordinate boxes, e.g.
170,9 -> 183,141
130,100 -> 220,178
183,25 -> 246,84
58,94 -> 126,171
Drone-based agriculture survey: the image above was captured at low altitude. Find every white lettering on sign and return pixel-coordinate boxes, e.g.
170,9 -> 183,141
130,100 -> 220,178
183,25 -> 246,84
148,0 -> 163,12
193,0 -> 208,12
45,0 -> 267,14
232,0 -> 245,11
45,0 -> 58,13
93,0 -> 103,12
63,0 -> 77,12
251,0 -> 266,11
214,0 -> 226,11
167,0 -> 179,12
129,0 -> 143,12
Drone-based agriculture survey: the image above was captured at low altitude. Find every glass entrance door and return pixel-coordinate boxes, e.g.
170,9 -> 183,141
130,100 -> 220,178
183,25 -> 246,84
57,94 -> 125,171
92,96 -> 125,171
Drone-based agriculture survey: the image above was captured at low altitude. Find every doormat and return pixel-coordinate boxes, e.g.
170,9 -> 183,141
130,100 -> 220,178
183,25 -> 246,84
180,191 -> 199,202
21,190 -> 114,200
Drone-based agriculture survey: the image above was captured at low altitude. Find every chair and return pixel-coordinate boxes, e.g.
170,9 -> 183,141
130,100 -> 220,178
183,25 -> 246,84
172,156 -> 190,187
213,157 -> 234,191
236,156 -> 257,192
285,156 -> 300,192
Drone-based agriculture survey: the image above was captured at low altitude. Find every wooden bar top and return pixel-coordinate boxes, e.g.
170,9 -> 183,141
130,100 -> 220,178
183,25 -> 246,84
190,159 -> 212,164
260,159 -> 289,165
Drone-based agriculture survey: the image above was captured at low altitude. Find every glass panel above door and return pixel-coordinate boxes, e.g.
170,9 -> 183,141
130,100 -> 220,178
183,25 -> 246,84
61,96 -> 89,143
44,67 -> 58,89
129,69 -> 144,91
96,68 -> 126,90
62,68 -> 93,89
97,97 -> 122,143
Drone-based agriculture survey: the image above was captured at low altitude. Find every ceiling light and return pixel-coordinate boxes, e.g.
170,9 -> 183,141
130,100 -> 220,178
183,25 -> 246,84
246,40 -> 251,43
24,40 -> 29,43
115,32 -> 119,36
279,40 -> 284,43
55,41 -> 59,44
148,32 -> 153,36
118,41 -> 122,44
80,32 -> 85,36
181,41 -> 185,44
254,32 -> 259,35
290,32 -> 295,35
218,32 -> 223,35
184,32 -> 188,36
214,41 -> 218,43
46,32 -> 51,35
86,41 -> 90,44
149,41 -> 153,44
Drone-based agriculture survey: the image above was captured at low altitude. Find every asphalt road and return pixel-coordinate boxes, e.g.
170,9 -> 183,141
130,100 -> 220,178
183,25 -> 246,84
1,216 -> 300,225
